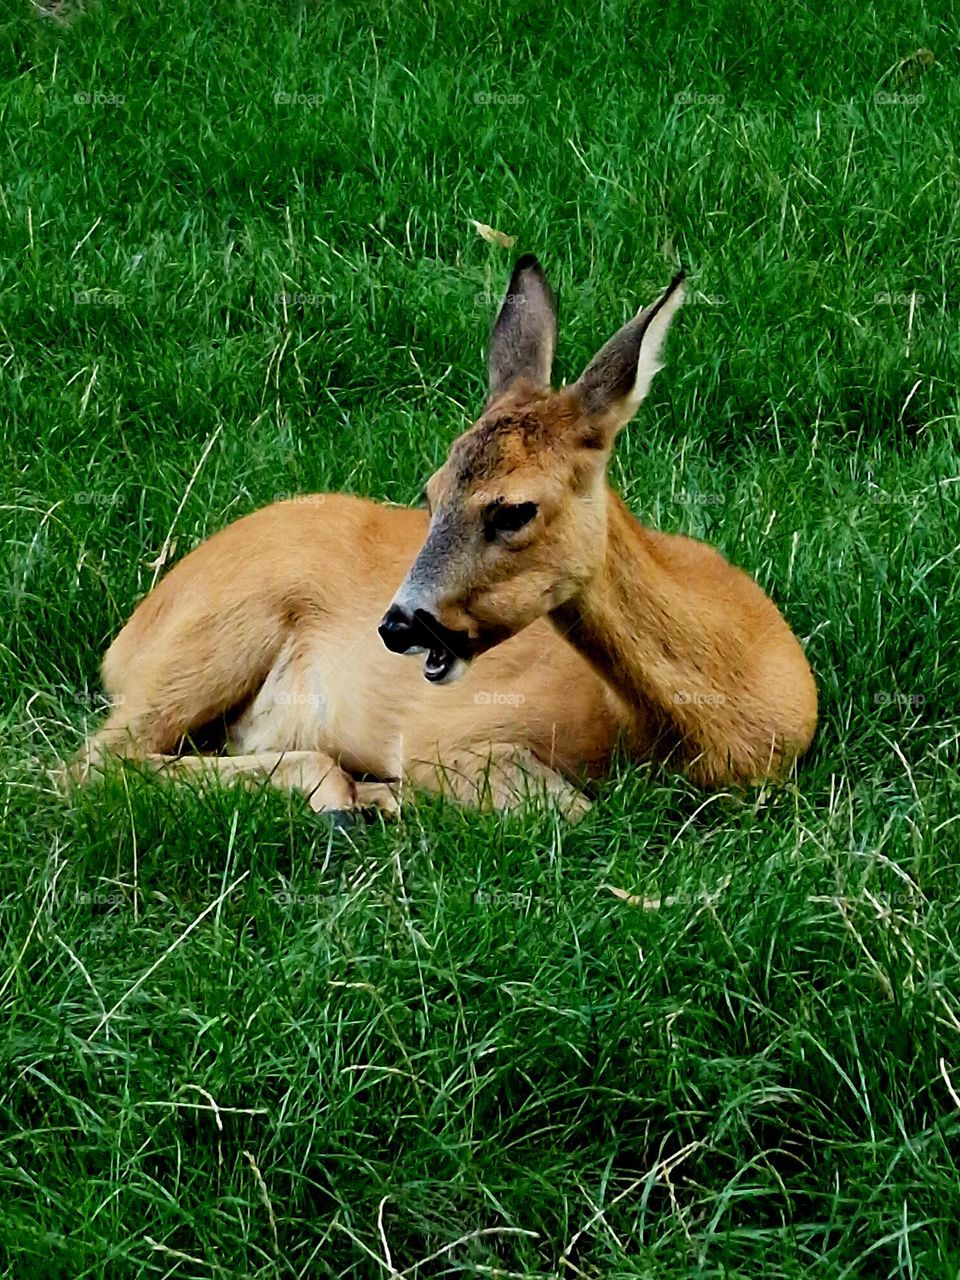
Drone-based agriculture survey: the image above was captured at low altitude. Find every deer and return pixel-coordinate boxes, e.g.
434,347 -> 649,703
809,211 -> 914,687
69,256 -> 817,821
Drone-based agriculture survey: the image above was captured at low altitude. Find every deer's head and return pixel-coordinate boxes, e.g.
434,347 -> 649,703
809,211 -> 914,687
379,255 -> 685,683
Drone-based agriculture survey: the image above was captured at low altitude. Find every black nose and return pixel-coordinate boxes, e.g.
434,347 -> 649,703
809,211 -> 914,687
378,605 -> 418,654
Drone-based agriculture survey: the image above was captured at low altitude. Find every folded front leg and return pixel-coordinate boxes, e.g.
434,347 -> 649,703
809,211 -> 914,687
408,742 -> 591,821
113,750 -> 398,818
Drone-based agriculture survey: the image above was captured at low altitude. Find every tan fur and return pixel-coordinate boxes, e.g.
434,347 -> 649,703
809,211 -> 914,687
72,265 -> 817,818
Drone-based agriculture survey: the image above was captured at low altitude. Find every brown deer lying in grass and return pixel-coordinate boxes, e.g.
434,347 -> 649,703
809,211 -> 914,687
72,257 -> 816,819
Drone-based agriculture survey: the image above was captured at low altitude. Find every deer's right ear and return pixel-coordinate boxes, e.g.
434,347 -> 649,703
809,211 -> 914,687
573,271 -> 685,435
488,255 -> 557,398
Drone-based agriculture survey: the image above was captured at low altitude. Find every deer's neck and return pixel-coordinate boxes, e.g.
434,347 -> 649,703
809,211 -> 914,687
550,489 -> 731,730
549,487 -> 817,784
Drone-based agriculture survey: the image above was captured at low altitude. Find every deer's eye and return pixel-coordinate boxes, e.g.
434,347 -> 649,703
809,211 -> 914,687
485,501 -> 539,539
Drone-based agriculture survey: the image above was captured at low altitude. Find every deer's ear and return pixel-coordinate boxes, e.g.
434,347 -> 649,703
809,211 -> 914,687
488,255 -> 557,398
573,272 -> 685,434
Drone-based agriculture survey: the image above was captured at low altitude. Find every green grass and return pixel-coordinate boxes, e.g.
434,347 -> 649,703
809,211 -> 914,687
2,0 -> 960,1275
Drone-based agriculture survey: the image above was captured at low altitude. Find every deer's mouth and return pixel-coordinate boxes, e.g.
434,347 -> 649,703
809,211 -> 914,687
422,644 -> 466,684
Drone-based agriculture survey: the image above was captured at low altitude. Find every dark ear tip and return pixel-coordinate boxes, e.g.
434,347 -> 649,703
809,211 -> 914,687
513,252 -> 543,275
502,252 -> 554,313
669,267 -> 686,290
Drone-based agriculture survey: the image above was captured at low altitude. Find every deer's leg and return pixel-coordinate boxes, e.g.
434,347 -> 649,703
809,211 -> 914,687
132,750 -> 398,817
77,705 -> 175,765
64,701 -> 175,786
408,742 -> 591,821
69,609 -> 295,783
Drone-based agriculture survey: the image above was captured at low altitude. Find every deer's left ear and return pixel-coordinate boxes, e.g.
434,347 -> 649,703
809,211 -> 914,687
488,255 -> 557,399
573,271 -> 685,434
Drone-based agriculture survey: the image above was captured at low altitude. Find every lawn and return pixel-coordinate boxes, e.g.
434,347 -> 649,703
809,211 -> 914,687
2,0 -> 959,1275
